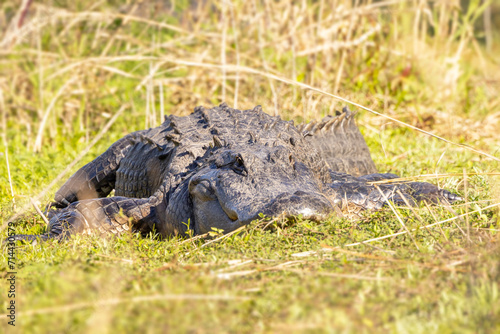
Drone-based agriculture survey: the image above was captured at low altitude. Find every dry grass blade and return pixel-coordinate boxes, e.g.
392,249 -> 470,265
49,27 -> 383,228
221,0 -> 228,102
214,255 -> 390,281
424,201 -> 451,242
216,270 -> 258,280
1,8 -> 191,48
1,88 -> 15,208
217,260 -> 254,272
297,23 -> 381,56
253,3 -> 279,116
0,293 -> 249,318
322,246 -> 397,261
98,65 -> 139,79
33,76 -> 77,152
2,145 -> 14,208
199,224 -> 247,248
441,201 -> 468,240
464,168 -> 470,245
177,232 -> 211,246
214,260 -> 383,281
280,269 -> 389,281
228,2 -> 240,109
94,254 -> 134,264
368,172 -> 500,184
29,197 -> 49,225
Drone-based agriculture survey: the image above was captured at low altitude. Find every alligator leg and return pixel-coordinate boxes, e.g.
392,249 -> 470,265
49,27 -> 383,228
328,172 -> 461,213
50,131 -> 146,209
14,196 -> 159,242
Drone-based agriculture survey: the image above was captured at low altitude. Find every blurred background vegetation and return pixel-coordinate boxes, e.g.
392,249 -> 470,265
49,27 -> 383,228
0,1 -> 499,332
1,0 -> 499,147
0,0 -> 499,177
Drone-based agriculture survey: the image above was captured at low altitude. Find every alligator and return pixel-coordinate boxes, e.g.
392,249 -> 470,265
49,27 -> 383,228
13,103 -> 460,241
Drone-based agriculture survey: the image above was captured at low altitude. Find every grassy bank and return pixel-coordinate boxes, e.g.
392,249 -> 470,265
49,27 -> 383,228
1,0 -> 499,332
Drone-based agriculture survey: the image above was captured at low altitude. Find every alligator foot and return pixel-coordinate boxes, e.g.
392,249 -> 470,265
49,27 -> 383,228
10,196 -> 160,242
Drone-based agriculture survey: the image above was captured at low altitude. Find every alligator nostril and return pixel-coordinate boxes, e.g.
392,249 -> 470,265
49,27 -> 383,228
219,202 -> 238,221
188,177 -> 207,191
225,209 -> 238,221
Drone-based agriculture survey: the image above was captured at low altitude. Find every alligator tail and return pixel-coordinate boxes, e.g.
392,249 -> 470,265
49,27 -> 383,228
299,106 -> 377,176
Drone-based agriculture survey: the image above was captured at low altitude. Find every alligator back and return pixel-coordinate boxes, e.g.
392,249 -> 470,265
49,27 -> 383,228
299,106 -> 377,176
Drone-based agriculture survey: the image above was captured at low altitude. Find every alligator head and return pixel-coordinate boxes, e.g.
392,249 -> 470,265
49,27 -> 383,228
187,129 -> 335,235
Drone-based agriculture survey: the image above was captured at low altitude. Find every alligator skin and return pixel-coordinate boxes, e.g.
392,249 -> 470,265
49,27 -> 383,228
13,103 -> 461,241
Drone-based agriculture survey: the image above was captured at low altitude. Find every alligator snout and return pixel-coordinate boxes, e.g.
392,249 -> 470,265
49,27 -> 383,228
189,175 -> 244,234
189,177 -> 239,221
189,170 -> 335,234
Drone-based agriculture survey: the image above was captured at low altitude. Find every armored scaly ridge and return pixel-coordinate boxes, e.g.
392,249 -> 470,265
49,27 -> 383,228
13,103 -> 460,241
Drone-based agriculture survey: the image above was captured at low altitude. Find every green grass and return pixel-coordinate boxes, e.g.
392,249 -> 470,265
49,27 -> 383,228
1,208 -> 499,333
1,0 -> 500,332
